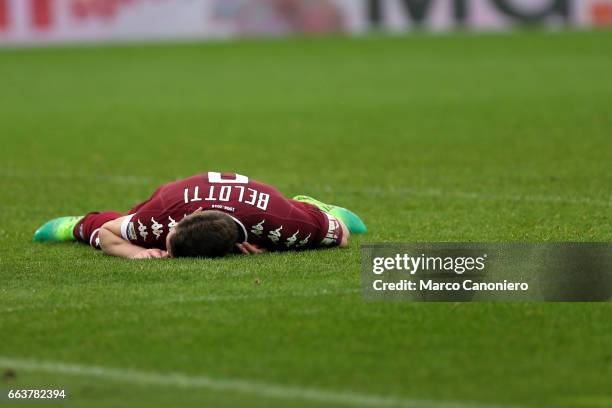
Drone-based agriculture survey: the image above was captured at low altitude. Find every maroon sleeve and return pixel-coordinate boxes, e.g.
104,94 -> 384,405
120,191 -> 170,249
245,201 -> 343,250
120,211 -> 170,249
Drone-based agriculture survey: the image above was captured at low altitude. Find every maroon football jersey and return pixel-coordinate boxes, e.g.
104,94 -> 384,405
119,172 -> 343,251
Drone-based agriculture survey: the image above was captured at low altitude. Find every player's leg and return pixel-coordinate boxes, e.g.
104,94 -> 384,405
33,211 -> 122,249
73,212 -> 123,249
33,184 -> 161,247
292,195 -> 367,234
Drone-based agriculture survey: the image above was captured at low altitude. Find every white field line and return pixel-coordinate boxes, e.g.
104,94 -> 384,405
0,357 -> 520,408
0,169 -> 158,186
0,288 -> 362,314
1,169 -> 610,207
310,186 -> 612,207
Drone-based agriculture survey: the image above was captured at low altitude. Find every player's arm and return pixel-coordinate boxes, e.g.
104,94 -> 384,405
235,242 -> 266,254
98,216 -> 167,259
337,219 -> 349,248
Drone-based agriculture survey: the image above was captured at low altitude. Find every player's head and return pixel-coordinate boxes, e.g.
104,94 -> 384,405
166,210 -> 238,258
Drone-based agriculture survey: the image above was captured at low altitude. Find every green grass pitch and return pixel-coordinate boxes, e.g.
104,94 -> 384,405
0,30 -> 611,408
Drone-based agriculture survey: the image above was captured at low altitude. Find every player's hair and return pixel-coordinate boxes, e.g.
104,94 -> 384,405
169,211 -> 238,258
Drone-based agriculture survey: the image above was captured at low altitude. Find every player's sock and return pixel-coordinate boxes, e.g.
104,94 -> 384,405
33,216 -> 83,242
292,195 -> 368,234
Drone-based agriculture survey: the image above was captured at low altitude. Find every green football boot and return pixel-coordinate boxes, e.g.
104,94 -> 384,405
33,216 -> 83,242
292,195 -> 367,234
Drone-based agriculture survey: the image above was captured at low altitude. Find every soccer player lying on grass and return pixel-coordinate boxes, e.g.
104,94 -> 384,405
33,172 -> 367,259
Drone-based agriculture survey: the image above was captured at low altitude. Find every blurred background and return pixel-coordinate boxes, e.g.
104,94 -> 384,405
1,0 -> 612,45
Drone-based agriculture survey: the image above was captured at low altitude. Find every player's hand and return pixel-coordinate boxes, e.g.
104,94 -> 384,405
131,248 -> 169,259
236,242 -> 265,255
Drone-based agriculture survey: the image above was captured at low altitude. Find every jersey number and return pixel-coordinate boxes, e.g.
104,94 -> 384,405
208,172 -> 249,184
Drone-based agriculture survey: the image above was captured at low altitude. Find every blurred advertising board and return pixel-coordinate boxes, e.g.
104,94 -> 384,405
0,0 -> 611,45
